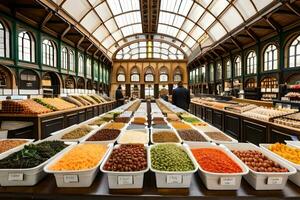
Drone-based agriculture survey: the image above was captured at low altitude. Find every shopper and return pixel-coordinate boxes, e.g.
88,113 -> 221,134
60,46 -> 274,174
159,85 -> 169,102
172,81 -> 190,111
115,85 -> 124,107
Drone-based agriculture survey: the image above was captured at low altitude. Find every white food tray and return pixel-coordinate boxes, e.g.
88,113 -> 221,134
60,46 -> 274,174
44,142 -> 112,187
150,128 -> 182,144
189,142 -> 248,190
150,143 -> 198,188
81,125 -> 122,143
100,144 -> 149,189
260,143 -> 300,187
0,140 -> 70,186
117,129 -> 149,144
79,116 -> 108,129
46,124 -> 97,143
202,129 -> 238,144
0,139 -> 34,158
222,143 -> 296,190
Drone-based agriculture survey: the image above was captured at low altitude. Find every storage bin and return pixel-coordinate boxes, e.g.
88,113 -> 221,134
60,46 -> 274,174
189,143 -> 248,190
222,143 -> 296,190
150,143 -> 198,188
260,143 -> 300,187
44,142 -> 112,187
0,139 -> 34,158
150,128 -> 182,144
100,144 -> 149,189
117,129 -> 149,144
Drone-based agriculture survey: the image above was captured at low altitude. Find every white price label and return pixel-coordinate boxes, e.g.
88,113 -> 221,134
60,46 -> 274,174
117,176 -> 133,185
267,177 -> 283,185
8,173 -> 24,181
220,177 -> 236,186
63,175 -> 79,183
166,175 -> 182,184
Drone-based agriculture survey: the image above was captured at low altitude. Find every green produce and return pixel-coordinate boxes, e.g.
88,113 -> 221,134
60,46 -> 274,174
182,117 -> 200,123
33,98 -> 57,111
151,144 -> 195,172
0,141 -> 67,169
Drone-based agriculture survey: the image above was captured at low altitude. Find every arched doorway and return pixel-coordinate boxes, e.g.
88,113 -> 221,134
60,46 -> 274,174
77,77 -> 85,89
19,69 -> 40,90
0,64 -> 14,90
64,75 -> 76,89
87,80 -> 93,90
42,72 -> 61,96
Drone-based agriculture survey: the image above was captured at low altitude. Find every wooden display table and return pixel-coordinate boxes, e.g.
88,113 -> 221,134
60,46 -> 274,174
0,172 -> 299,200
0,101 -> 117,139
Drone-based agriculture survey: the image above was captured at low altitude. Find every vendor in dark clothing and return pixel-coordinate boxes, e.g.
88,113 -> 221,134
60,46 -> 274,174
115,85 -> 124,106
172,81 -> 190,111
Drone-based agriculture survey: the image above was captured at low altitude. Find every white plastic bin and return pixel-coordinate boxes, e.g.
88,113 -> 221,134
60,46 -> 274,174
222,143 -> 296,190
260,143 -> 300,187
117,129 -> 149,144
150,143 -> 198,188
0,140 -> 70,186
0,139 -> 34,158
100,144 -> 149,189
189,142 -> 248,190
44,142 -> 112,187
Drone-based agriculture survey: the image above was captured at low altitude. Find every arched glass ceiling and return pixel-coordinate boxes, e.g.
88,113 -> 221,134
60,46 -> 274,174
115,41 -> 185,60
49,0 -> 275,60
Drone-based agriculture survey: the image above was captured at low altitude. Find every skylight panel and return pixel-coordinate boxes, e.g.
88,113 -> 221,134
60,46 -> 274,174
178,0 -> 194,16
93,25 -> 109,42
124,54 -> 130,59
190,25 -> 204,40
105,18 -> 118,32
111,30 -> 123,41
208,22 -> 226,41
220,7 -> 243,31
162,54 -> 168,59
196,0 -> 212,7
120,0 -> 133,12
158,24 -> 168,34
140,41 -> 147,47
62,0 -> 90,21
153,53 -> 160,58
234,0 -> 256,20
170,46 -> 177,54
140,47 -> 146,53
132,24 -> 142,34
167,26 -> 179,37
188,4 -> 205,22
177,30 -> 188,41
252,0 -> 273,11
182,19 -> 195,33
140,53 -> 146,58
107,0 -> 122,15
95,2 -> 112,22
102,36 -> 115,49
170,54 -> 177,59
209,0 -> 229,17
198,12 -> 215,29
132,54 -> 138,59
173,15 -> 185,28
184,36 -> 196,48
81,11 -> 100,32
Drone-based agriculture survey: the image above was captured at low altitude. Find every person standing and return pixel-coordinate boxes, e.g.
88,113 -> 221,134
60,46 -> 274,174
172,81 -> 190,111
115,85 -> 124,107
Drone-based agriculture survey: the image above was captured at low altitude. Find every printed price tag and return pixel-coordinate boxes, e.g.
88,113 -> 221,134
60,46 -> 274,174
8,173 -> 24,181
166,175 -> 182,184
220,177 -> 236,186
63,175 -> 79,183
117,176 -> 133,185
267,177 -> 283,185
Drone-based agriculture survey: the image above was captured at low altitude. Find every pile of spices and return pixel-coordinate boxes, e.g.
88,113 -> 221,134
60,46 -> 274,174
204,132 -> 232,141
49,144 -> 108,171
118,130 -> 148,144
104,122 -> 125,130
182,117 -> 200,123
170,122 -> 192,130
152,124 -> 170,129
61,126 -> 92,139
132,117 -> 147,125
152,131 -> 180,143
167,114 -> 181,122
232,150 -> 288,172
87,129 -> 120,141
126,124 -> 146,130
269,143 -> 300,164
0,140 -> 28,153
177,129 -> 207,142
192,148 -> 242,173
0,141 -> 67,169
88,118 -> 106,126
114,117 -> 130,123
151,144 -> 195,171
104,144 -> 147,172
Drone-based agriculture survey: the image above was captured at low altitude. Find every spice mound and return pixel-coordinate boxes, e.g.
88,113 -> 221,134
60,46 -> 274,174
205,132 -> 232,141
0,140 -> 28,153
0,141 -> 67,169
177,129 -> 207,142
152,131 -> 180,143
61,126 -> 92,139
192,148 -> 242,173
87,129 -> 120,141
49,144 -> 108,171
118,130 -> 148,144
104,122 -> 125,130
151,144 -> 195,171
170,122 -> 191,130
104,144 -> 147,172
232,150 -> 288,172
268,143 -> 300,164
132,117 -> 147,125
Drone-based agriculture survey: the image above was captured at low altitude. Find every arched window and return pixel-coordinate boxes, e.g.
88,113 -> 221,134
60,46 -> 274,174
18,31 -> 35,62
69,50 -> 75,71
226,60 -> 231,79
245,78 -> 257,88
174,67 -> 182,82
86,57 -> 92,76
209,63 -> 214,82
78,54 -> 84,74
200,66 -> 206,83
264,44 -> 278,71
61,47 -> 68,70
246,51 -> 257,74
159,67 -> 168,82
0,21 -> 9,58
145,67 -> 154,82
289,35 -> 300,68
117,67 -> 126,82
42,39 -> 56,67
234,56 -> 242,77
216,63 -> 222,80
130,67 -> 140,82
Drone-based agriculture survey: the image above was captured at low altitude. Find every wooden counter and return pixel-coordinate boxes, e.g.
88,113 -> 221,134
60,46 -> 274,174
0,172 -> 299,200
0,101 -> 117,139
190,101 -> 300,144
